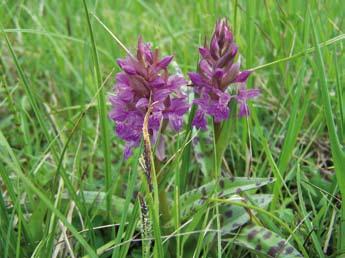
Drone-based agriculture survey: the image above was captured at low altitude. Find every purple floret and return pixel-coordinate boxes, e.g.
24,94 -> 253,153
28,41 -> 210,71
109,37 -> 189,159
189,19 -> 259,129
236,87 -> 260,117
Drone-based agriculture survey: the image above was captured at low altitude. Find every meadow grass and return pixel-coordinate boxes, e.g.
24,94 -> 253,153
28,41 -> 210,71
0,0 -> 344,257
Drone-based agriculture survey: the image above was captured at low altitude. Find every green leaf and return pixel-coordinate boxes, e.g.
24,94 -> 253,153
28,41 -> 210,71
221,194 -> 272,234
235,225 -> 302,257
180,104 -> 196,192
27,200 -> 46,241
214,100 -> 237,177
180,177 -> 273,211
166,177 -> 274,227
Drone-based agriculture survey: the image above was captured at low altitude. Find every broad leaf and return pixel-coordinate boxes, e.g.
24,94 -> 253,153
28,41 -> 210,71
235,224 -> 302,257
221,194 -> 272,233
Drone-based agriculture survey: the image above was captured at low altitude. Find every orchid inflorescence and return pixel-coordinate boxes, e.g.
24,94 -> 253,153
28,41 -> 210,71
109,18 -> 259,159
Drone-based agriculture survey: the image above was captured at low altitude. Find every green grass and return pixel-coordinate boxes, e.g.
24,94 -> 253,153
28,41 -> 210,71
0,0 -> 344,257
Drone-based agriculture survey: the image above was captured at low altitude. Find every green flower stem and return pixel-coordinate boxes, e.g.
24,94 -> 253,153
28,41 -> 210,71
156,159 -> 172,227
214,100 -> 238,177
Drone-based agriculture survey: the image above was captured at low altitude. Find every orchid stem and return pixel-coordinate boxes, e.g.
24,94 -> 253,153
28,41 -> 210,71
156,159 -> 171,227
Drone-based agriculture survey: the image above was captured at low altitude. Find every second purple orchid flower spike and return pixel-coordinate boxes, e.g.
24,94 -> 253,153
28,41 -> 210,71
189,19 -> 260,129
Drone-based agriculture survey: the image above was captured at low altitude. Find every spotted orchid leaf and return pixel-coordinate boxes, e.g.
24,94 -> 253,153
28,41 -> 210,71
235,225 -> 302,257
179,177 -> 274,209
166,177 -> 274,227
221,194 -> 272,233
177,194 -> 272,252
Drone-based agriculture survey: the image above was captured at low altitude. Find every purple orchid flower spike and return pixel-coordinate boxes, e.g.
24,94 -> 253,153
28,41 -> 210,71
189,18 -> 259,129
109,36 -> 189,159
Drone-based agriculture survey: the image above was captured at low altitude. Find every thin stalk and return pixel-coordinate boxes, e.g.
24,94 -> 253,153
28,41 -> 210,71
155,159 -> 171,226
250,34 -> 345,71
142,103 -> 164,257
82,0 -> 112,217
180,104 -> 197,193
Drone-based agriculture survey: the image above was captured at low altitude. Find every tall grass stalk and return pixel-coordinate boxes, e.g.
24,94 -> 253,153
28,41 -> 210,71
309,9 -> 345,251
82,0 -> 112,218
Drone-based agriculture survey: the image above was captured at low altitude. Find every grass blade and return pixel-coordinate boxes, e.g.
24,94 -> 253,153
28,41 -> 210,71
271,66 -> 308,209
1,29 -> 60,159
309,8 -> 345,251
82,0 -> 112,216
0,130 -> 98,257
296,164 -> 324,257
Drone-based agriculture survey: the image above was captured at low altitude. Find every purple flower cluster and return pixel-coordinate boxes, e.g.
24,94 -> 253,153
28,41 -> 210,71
109,37 -> 189,159
110,19 -> 260,158
188,19 -> 259,129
